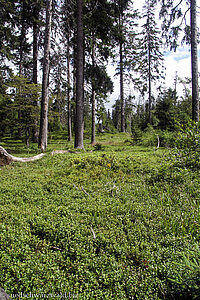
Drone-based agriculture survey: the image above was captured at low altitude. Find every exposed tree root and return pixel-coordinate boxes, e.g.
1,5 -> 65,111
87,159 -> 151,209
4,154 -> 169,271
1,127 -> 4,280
0,146 -> 46,166
0,146 -> 85,166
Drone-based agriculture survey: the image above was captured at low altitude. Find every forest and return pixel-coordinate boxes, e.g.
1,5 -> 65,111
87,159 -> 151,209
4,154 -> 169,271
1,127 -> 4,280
0,0 -> 200,299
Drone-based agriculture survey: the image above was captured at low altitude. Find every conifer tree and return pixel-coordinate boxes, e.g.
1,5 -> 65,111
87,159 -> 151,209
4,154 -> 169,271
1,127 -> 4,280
159,0 -> 199,121
136,0 -> 164,124
0,0 -> 16,64
84,0 -> 115,144
113,0 -> 138,132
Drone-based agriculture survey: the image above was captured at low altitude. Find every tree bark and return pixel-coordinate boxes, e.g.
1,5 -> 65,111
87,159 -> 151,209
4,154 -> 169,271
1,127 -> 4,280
74,0 -> 84,149
120,40 -> 125,132
147,2 -> 152,125
91,88 -> 96,144
67,36 -> 72,142
191,0 -> 199,122
32,0 -> 40,143
18,2 -> 26,138
148,44 -> 152,124
91,38 -> 96,145
38,0 -> 52,152
119,6 -> 125,133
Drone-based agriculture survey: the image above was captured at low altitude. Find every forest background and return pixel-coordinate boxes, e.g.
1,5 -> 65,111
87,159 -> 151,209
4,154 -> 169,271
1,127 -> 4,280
0,0 -> 199,149
0,1 -> 200,299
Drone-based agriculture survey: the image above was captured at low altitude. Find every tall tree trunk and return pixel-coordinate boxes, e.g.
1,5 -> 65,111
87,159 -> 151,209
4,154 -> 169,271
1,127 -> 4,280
33,1 -> 39,86
91,38 -> 96,145
120,40 -> 125,132
32,0 -> 39,142
74,0 -> 84,149
148,49 -> 152,124
119,6 -> 125,133
191,0 -> 199,122
67,36 -> 72,142
91,88 -> 96,144
147,9 -> 152,125
18,2 -> 26,138
38,0 -> 52,152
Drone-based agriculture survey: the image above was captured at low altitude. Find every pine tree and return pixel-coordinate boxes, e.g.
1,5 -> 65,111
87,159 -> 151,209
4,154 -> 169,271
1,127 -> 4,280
0,0 -> 16,64
159,0 -> 199,121
136,0 -> 164,124
84,0 -> 115,144
61,0 -> 76,142
113,0 -> 139,132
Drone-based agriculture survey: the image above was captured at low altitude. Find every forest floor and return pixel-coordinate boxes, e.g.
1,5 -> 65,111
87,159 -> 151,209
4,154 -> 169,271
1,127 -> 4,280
0,133 -> 200,299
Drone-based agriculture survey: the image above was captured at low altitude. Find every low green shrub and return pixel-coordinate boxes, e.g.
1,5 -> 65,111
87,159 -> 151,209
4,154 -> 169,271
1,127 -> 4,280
166,244 -> 200,299
0,135 -> 199,299
131,126 -> 176,148
170,120 -> 200,169
159,130 -> 176,148
93,143 -> 105,151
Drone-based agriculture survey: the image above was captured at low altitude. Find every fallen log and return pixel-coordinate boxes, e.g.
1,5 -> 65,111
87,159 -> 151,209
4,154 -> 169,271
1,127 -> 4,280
0,146 -> 46,166
0,146 -> 89,166
51,149 -> 80,156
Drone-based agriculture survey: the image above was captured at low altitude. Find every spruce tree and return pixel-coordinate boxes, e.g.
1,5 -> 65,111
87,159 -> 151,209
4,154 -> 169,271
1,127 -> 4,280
136,0 -> 164,124
159,0 -> 199,121
84,0 -> 115,144
113,0 -> 139,132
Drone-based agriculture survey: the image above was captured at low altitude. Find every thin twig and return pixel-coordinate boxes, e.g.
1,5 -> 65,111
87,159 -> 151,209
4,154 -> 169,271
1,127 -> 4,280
91,226 -> 96,239
81,186 -> 90,196
157,135 -> 160,149
51,246 -> 63,251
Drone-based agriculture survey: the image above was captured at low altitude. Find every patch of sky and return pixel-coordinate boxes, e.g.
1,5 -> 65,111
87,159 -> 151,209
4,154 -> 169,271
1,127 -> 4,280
164,47 -> 191,61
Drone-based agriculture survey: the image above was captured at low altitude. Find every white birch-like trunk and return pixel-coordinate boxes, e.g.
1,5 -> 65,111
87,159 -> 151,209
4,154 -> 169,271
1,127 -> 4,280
38,0 -> 52,152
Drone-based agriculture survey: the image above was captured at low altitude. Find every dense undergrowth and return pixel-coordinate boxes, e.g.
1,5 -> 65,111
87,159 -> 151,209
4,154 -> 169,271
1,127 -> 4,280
0,133 -> 200,299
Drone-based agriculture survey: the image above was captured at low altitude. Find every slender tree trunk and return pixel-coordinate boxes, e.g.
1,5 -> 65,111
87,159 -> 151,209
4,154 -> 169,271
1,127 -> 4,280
67,36 -> 72,142
91,88 -> 96,144
120,41 -> 125,132
72,35 -> 76,135
74,0 -> 84,149
38,0 -> 52,152
91,38 -> 96,145
32,0 -> 39,142
191,0 -> 199,122
119,7 -> 125,133
33,2 -> 39,86
148,50 -> 152,124
18,3 -> 26,138
147,11 -> 152,124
